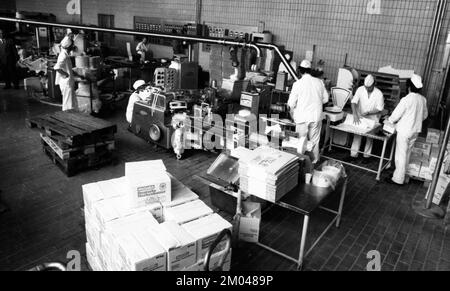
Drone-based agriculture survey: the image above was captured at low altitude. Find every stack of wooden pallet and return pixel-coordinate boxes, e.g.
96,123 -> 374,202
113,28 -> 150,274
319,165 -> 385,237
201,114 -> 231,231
27,110 -> 118,177
358,70 -> 402,113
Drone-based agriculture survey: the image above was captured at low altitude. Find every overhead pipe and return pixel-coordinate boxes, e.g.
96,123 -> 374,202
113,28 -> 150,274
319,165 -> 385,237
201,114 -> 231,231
0,16 -> 261,58
258,43 -> 300,81
423,0 -> 442,84
0,16 -> 299,81
424,0 -> 447,88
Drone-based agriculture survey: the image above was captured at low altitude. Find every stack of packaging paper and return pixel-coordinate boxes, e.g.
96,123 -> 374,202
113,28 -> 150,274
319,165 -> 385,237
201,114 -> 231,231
238,146 -> 299,202
83,159 -> 233,271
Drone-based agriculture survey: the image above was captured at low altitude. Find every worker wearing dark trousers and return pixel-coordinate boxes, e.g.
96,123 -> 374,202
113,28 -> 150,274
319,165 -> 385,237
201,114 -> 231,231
0,30 -> 19,89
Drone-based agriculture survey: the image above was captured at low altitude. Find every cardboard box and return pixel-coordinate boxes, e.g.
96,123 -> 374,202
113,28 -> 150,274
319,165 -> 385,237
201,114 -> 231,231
161,175 -> 199,208
238,202 -> 261,243
164,200 -> 213,224
101,212 -> 160,269
426,174 -> 450,205
419,166 -> 433,180
413,141 -> 432,156
161,221 -> 197,271
407,161 -> 421,177
125,171 -> 171,208
82,177 -> 126,214
117,232 -> 166,271
182,214 -> 233,262
426,129 -> 442,144
132,230 -> 168,271
184,249 -> 232,272
382,122 -> 396,135
125,160 -> 167,176
86,243 -> 101,271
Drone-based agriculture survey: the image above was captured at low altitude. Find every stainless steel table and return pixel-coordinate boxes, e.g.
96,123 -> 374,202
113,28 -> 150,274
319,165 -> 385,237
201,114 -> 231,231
321,124 -> 396,181
256,178 -> 348,270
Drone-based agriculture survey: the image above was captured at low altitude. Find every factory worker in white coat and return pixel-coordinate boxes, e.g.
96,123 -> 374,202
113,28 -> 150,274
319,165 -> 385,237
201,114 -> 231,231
288,60 -> 329,164
348,75 -> 385,162
54,36 -> 78,111
126,80 -> 147,124
385,74 -> 428,186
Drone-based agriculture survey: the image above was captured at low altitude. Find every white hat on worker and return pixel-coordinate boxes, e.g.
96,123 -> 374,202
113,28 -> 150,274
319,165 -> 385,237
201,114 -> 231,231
364,75 -> 375,87
133,80 -> 146,90
60,36 -> 73,49
300,60 -> 311,69
411,74 -> 423,89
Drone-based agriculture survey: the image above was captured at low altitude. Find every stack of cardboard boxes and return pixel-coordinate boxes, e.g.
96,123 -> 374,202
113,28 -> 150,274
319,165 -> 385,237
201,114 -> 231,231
83,160 -> 232,271
407,128 -> 450,206
408,129 -> 442,181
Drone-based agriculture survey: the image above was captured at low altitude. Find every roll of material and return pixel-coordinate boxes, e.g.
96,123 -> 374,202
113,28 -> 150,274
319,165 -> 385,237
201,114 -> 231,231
76,82 -> 91,97
89,56 -> 101,69
75,56 -> 89,68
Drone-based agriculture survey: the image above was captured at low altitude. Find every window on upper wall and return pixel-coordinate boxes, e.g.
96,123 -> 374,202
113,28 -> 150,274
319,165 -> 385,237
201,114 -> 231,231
98,14 -> 115,47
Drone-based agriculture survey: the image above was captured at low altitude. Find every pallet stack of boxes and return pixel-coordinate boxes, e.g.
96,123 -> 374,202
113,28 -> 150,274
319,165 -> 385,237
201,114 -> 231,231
408,129 -> 442,181
408,129 -> 450,205
83,160 -> 232,271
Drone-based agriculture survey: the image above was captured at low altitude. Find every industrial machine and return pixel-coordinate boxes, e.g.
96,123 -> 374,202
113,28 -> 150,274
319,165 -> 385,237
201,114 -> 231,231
130,87 -> 230,157
130,90 -> 176,149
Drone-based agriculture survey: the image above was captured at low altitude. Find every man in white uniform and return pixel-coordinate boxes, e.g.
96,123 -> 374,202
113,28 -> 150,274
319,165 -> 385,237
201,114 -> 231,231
348,75 -> 385,162
126,80 -> 146,124
54,36 -> 78,111
385,74 -> 428,186
136,37 -> 152,63
288,60 -> 329,164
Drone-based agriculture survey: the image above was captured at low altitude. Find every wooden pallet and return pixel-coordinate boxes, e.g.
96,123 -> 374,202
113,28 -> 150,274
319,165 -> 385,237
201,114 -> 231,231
27,110 -> 117,147
40,134 -> 115,160
42,143 -> 117,177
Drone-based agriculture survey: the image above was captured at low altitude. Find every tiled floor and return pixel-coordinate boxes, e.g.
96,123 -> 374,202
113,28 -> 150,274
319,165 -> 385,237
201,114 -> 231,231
0,89 -> 449,271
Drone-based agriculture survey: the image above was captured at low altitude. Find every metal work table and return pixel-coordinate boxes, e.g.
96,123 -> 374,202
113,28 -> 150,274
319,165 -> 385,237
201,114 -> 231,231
257,178 -> 348,270
321,123 -> 396,181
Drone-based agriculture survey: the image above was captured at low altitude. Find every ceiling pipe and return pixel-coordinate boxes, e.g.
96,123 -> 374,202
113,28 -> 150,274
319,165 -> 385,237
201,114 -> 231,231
0,16 -> 299,82
424,0 -> 447,89
0,16 -> 261,58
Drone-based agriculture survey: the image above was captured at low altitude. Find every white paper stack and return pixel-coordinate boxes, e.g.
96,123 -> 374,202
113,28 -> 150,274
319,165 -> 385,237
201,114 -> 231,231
125,160 -> 171,208
164,200 -> 213,224
182,214 -> 233,264
338,114 -> 378,134
238,146 -> 299,202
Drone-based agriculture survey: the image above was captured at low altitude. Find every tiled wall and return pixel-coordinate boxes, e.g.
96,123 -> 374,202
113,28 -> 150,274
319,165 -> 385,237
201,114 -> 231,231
15,0 -> 450,114
200,0 -> 450,114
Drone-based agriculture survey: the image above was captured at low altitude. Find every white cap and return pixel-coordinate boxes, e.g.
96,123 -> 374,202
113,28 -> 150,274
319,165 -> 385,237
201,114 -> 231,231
60,36 -> 73,49
364,75 -> 375,87
411,74 -> 423,89
133,80 -> 146,90
300,60 -> 311,69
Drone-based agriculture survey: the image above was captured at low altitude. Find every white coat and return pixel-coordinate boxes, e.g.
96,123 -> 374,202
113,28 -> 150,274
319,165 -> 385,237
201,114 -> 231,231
288,74 -> 329,163
350,86 -> 385,157
54,50 -> 77,111
388,93 -> 428,184
126,92 -> 143,123
287,74 -> 329,124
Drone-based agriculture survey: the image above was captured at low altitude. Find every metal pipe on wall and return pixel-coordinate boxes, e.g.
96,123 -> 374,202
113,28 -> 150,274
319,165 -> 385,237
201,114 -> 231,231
423,0 -> 442,81
0,16 -> 300,81
0,16 -> 262,58
423,0 -> 447,89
